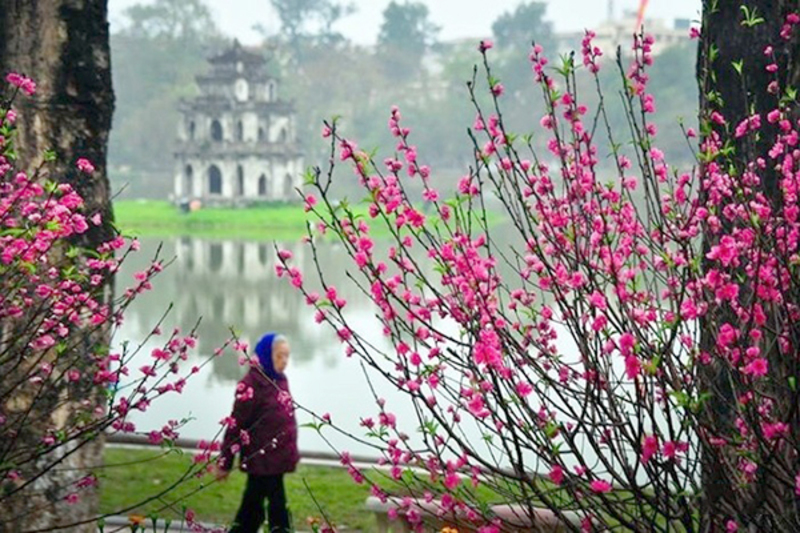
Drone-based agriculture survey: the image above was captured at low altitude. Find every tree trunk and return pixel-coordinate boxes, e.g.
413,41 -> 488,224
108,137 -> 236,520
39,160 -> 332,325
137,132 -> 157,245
698,1 -> 800,530
0,1 -> 114,531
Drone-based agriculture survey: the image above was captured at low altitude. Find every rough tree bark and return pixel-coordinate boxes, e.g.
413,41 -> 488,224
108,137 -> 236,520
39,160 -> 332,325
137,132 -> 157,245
698,1 -> 800,530
0,1 -> 114,531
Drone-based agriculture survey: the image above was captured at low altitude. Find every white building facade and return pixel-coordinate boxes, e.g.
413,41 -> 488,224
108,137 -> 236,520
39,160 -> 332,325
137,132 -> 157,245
174,41 -> 303,204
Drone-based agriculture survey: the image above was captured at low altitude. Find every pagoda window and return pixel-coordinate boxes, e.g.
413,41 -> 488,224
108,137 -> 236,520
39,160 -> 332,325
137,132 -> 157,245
184,165 -> 193,197
209,165 -> 222,194
236,120 -> 244,141
279,128 -> 288,143
211,120 -> 224,142
258,174 -> 267,196
258,127 -> 265,141
189,121 -> 196,140
236,166 -> 245,196
269,83 -> 275,101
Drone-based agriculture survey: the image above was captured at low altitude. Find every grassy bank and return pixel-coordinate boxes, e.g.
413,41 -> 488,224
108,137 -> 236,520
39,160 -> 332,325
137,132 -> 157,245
113,200 -> 505,240
99,448 -> 621,531
113,200 -> 314,240
100,447 -> 374,530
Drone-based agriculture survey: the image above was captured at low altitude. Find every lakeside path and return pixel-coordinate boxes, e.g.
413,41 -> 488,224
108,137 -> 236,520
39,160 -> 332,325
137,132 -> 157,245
101,434 -> 381,532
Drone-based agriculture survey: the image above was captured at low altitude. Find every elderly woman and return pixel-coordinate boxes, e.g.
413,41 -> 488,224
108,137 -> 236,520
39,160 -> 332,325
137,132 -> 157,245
217,332 -> 299,533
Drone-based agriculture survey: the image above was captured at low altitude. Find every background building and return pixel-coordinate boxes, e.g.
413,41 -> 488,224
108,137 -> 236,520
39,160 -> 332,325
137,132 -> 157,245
174,40 -> 303,205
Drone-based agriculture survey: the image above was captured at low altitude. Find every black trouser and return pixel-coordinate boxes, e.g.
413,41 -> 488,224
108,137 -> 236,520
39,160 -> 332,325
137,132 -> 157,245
229,474 -> 290,533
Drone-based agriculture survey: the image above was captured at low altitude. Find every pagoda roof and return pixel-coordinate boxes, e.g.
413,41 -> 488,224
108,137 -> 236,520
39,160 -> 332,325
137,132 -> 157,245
209,39 -> 265,66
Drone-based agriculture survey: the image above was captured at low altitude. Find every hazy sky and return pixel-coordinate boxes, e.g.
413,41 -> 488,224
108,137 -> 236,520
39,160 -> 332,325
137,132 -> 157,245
109,0 -> 702,45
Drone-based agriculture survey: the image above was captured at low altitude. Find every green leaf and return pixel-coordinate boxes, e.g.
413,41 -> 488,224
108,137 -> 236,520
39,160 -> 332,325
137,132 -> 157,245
739,5 -> 765,27
301,422 -> 324,433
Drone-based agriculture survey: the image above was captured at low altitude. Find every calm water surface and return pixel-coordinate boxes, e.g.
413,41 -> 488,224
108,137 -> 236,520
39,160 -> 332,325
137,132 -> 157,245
117,236 -> 410,457
116,233 -> 663,474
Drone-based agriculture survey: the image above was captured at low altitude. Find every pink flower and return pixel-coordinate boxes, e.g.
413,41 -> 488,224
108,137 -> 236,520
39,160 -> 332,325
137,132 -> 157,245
625,355 -> 641,379
6,72 -> 36,95
444,472 -> 461,490
478,39 -> 494,52
151,348 -> 170,361
742,358 -> 768,377
662,441 -> 679,460
304,194 -> 317,212
422,188 -> 439,202
549,465 -> 564,485
706,236 -> 738,266
641,435 -> 658,463
76,158 -> 95,174
588,291 -> 607,310
515,381 -> 533,397
590,479 -> 612,493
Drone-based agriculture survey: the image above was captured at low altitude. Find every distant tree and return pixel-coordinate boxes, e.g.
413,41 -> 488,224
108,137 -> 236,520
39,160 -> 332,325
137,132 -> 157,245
269,0 -> 356,57
491,0 -> 553,51
109,0 -> 224,197
121,0 -> 217,41
489,1 -> 553,111
377,1 -> 440,81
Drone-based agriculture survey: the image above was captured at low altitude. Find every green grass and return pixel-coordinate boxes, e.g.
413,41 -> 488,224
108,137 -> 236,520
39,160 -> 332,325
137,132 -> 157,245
101,448 -> 656,531
113,200 -> 315,240
99,447 -> 374,531
112,199 -> 506,240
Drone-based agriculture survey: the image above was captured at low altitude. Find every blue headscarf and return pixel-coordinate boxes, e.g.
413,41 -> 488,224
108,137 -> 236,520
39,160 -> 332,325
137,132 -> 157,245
254,332 -> 287,381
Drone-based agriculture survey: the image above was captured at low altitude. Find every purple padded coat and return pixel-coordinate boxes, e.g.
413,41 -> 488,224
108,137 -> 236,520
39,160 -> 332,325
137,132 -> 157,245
219,367 -> 299,476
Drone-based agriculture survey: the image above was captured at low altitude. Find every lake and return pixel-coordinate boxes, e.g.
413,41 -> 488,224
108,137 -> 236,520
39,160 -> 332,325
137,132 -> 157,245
117,235 -> 419,457
116,233 -> 667,475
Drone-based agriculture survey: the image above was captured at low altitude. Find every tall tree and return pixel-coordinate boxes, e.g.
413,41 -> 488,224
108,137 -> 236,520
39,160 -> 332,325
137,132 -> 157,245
490,1 -> 553,108
110,0 -> 223,197
491,1 -> 553,51
122,0 -> 216,41
698,1 -> 800,528
0,0 -> 114,531
376,0 -> 440,80
269,0 -> 355,58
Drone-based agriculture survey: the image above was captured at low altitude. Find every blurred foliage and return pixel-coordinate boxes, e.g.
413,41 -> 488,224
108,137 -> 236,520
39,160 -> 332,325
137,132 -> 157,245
377,1 -> 441,81
109,0 -> 698,201
109,0 -> 225,197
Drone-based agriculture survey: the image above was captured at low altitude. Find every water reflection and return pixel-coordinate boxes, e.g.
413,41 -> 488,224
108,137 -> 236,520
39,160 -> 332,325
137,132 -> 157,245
116,235 -> 400,453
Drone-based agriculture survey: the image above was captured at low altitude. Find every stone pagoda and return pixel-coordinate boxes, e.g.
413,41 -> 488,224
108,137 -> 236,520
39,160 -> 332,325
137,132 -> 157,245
174,40 -> 303,205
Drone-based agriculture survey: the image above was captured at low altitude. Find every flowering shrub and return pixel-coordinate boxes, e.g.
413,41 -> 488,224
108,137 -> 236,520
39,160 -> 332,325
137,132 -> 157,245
280,9 -> 800,533
0,75 -> 233,531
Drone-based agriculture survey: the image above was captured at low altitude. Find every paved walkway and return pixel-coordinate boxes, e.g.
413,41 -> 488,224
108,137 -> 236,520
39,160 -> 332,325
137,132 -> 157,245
101,514 -> 226,532
101,515 -> 314,532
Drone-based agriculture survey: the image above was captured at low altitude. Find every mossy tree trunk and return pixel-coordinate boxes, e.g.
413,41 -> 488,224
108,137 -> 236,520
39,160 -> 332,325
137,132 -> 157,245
698,1 -> 800,530
0,1 -> 114,531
